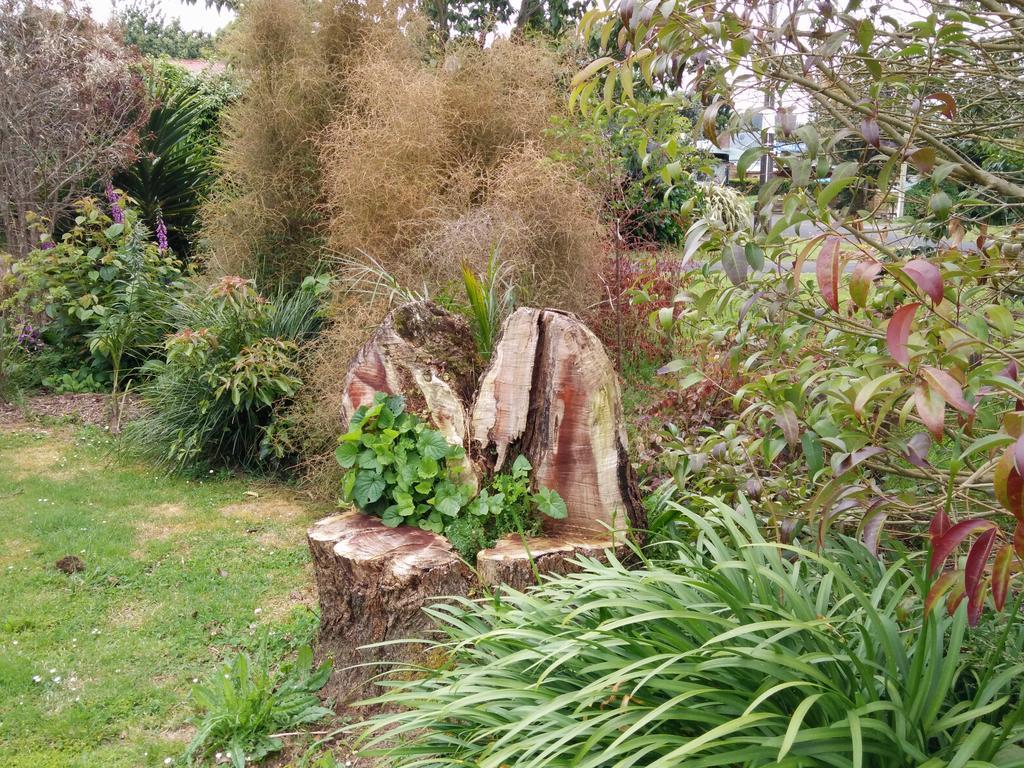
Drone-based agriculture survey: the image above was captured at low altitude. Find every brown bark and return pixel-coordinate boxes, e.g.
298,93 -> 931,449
308,509 -> 474,703
472,307 -> 645,541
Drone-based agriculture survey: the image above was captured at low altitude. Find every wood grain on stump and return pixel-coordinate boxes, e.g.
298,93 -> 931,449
472,307 -> 645,540
476,535 -> 630,592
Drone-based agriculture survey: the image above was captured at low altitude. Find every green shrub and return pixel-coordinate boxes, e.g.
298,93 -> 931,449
445,454 -> 567,559
125,275 -> 328,470
358,498 -> 1024,767
337,392 -> 566,560
187,645 -> 332,768
336,391 -> 474,532
4,195 -> 185,384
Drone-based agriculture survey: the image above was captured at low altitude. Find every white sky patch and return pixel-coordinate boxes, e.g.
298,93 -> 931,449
85,0 -> 235,33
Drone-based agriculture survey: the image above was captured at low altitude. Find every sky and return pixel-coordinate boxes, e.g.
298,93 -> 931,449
85,0 -> 235,32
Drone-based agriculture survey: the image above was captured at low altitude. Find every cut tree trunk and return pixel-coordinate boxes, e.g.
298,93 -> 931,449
472,307 -> 645,541
313,303 -> 644,704
476,534 -> 631,591
308,509 -> 474,703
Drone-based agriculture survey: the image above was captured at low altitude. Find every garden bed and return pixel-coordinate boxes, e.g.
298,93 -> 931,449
0,393 -> 144,428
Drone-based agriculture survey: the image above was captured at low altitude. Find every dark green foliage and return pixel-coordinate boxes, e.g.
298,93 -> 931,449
3,196 -> 185,387
447,455 -> 568,560
0,317 -> 29,398
336,392 -> 474,533
358,498 -> 1024,767
115,0 -> 217,59
552,100 -> 707,248
187,645 -> 332,768
116,62 -> 239,260
336,394 -> 567,560
125,275 -> 328,470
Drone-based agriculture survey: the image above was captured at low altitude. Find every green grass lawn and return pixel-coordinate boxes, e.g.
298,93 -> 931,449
0,424 -> 328,767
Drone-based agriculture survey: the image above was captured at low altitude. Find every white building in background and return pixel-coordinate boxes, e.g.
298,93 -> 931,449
696,113 -> 806,183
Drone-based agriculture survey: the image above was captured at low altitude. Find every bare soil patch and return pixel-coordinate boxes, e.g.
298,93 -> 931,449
0,393 -> 144,428
219,492 -> 319,526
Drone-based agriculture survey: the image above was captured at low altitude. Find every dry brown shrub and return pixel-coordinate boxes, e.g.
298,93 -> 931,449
410,145 -> 604,312
483,145 -> 604,311
319,34 -> 603,310
201,0 -> 409,282
321,48 -> 456,262
283,292 -> 390,497
444,40 -> 564,167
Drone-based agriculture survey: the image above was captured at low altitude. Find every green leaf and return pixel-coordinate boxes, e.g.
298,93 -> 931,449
721,244 -> 748,286
417,456 -> 439,478
386,394 -> 405,416
533,487 -> 568,520
357,449 -> 382,470
737,146 -> 764,178
744,242 -> 765,271
511,454 -> 532,479
335,441 -> 359,469
418,430 -> 452,461
816,174 -> 857,212
353,471 -> 386,507
802,430 -> 824,475
778,694 -> 825,760
986,305 -> 1015,337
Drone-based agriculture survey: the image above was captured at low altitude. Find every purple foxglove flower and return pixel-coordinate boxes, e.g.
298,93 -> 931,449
105,182 -> 124,224
155,214 -> 169,253
16,322 -> 43,352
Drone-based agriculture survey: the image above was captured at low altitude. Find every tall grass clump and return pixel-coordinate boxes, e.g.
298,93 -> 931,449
125,275 -> 329,471
358,498 -> 1024,767
187,646 -> 332,768
200,0 -> 386,284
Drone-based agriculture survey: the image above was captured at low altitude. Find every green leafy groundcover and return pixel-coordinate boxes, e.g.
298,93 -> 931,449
336,392 -> 567,560
356,498 -> 1024,767
187,646 -> 332,768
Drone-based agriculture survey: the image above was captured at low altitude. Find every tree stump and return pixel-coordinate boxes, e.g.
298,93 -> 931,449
339,301 -> 480,486
472,307 -> 645,540
476,534 -> 630,591
312,302 -> 644,703
308,510 -> 474,703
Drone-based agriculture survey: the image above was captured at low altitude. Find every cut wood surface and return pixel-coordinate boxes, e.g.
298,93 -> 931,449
308,509 -> 473,703
476,534 -> 630,591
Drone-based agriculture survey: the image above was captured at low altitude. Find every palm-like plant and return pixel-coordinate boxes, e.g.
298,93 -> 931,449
357,498 -> 1024,767
460,243 -> 517,361
115,70 -> 220,259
